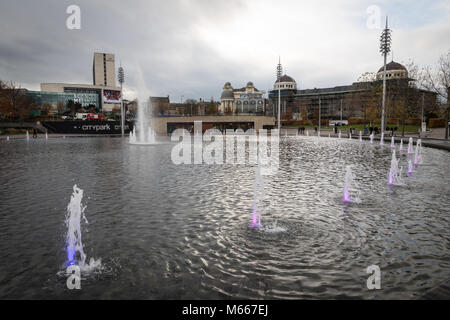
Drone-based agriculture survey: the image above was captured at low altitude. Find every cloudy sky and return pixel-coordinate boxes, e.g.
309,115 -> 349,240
0,0 -> 449,101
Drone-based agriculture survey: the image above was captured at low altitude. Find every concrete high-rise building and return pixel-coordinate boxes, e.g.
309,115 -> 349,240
93,52 -> 116,87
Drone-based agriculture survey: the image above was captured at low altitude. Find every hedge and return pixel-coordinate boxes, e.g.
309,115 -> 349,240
429,118 -> 446,128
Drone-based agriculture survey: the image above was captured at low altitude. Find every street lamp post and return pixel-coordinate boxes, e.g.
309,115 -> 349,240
380,16 -> 392,135
277,58 -> 282,136
318,97 -> 321,134
118,66 -> 125,137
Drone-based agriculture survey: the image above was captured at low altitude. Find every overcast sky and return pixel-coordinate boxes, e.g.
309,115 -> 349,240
0,0 -> 449,101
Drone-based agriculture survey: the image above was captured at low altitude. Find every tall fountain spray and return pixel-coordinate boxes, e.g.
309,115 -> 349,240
338,131 -> 341,139
407,137 -> 413,154
349,132 -> 352,140
390,136 -> 395,148
65,185 -> 101,271
343,166 -> 361,203
26,131 -> 29,141
388,149 -> 404,185
45,132 -> 48,140
359,131 -> 362,142
414,139 -> 422,166
380,133 -> 384,145
399,139 -> 403,151
251,158 -> 265,228
370,133 -> 374,144
6,136 -> 10,141
408,159 -> 413,174
129,98 -> 157,145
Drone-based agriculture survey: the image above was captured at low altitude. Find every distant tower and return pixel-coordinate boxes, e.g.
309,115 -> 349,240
93,52 -> 116,87
380,16 -> 392,134
276,57 -> 283,82
118,65 -> 125,137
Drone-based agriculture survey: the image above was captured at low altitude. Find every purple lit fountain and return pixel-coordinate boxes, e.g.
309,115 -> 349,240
399,138 -> 403,151
388,150 -> 404,186
343,166 -> 360,203
65,185 -> 101,271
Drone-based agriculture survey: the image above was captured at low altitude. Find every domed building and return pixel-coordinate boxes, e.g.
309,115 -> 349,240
220,81 -> 265,114
274,74 -> 297,91
269,58 -> 437,124
376,61 -> 408,80
270,69 -> 298,119
220,82 -> 235,114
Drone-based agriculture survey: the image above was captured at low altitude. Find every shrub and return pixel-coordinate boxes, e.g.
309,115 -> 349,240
405,118 -> 421,125
348,118 -> 365,125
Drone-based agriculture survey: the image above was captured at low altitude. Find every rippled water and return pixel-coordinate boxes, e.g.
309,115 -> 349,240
0,136 -> 449,299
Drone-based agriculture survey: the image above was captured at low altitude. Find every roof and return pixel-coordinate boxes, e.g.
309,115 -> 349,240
275,74 -> 296,83
378,61 -> 407,73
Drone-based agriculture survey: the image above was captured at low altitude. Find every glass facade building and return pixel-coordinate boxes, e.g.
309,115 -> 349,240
27,90 -> 100,112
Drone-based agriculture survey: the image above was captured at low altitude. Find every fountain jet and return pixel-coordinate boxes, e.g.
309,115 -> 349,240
251,158 -> 265,228
388,149 -> 404,185
407,137 -> 413,154
129,98 -> 157,145
343,166 -> 361,203
65,185 -> 101,271
408,159 -> 413,174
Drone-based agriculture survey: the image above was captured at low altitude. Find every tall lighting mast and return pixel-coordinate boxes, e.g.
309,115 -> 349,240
380,16 -> 392,135
118,65 -> 125,137
276,57 -> 282,136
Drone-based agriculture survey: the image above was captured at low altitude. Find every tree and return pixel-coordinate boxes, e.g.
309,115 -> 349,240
364,83 -> 382,127
0,81 -> 30,120
67,100 -> 76,117
185,99 -> 198,116
57,101 -> 65,115
358,72 -> 376,82
206,98 -> 218,115
41,103 -> 53,116
423,50 -> 450,139
300,105 -> 307,120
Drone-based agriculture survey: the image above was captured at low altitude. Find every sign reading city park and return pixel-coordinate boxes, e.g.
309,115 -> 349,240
103,90 -> 121,104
